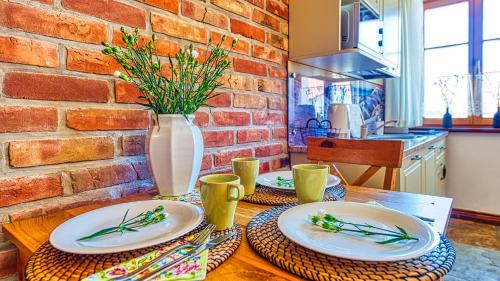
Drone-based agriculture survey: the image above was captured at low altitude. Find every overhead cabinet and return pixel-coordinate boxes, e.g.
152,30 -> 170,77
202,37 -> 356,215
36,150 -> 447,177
289,0 -> 401,80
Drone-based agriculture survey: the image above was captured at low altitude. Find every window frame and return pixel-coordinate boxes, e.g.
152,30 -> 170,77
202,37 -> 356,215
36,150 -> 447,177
423,0 -> 494,126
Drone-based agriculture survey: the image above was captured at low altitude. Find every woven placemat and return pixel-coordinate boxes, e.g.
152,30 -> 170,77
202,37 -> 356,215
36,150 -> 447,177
242,184 -> 346,205
247,204 -> 456,281
26,223 -> 242,281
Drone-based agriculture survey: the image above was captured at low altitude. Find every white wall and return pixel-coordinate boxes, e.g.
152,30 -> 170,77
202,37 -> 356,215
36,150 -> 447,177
446,133 -> 500,215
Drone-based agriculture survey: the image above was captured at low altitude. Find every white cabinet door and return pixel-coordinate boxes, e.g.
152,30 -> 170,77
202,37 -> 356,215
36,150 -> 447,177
422,149 -> 436,195
401,157 -> 423,194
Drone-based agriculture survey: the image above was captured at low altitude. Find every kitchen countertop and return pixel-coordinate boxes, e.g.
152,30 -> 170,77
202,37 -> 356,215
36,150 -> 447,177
289,130 -> 449,157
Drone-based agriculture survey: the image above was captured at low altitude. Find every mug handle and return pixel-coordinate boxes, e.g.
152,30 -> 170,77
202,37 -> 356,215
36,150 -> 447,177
227,184 -> 245,201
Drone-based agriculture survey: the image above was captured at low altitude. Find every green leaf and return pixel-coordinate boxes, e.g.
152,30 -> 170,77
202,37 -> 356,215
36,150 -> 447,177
395,225 -> 408,235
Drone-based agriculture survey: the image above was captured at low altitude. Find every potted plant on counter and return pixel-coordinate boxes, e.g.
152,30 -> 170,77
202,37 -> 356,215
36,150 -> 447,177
435,75 -> 460,128
102,27 -> 235,196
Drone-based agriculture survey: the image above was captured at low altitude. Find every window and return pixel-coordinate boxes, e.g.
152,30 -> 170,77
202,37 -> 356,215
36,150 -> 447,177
423,0 -> 500,125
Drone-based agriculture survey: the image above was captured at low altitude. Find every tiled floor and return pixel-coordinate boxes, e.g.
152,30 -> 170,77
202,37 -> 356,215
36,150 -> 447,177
445,218 -> 500,281
446,218 -> 500,250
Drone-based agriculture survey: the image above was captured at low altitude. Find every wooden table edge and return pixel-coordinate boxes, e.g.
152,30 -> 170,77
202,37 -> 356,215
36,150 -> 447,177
2,186 -> 453,281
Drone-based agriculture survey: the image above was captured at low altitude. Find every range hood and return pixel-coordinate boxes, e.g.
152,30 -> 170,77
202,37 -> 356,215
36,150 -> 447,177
289,0 -> 400,80
296,47 -> 399,80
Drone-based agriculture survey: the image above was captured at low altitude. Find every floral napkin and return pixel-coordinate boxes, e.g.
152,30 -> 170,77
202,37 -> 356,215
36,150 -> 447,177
83,233 -> 208,281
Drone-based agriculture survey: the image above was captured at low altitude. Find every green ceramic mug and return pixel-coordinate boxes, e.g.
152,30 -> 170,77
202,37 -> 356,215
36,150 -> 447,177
199,174 -> 245,230
292,164 -> 329,204
231,157 -> 260,195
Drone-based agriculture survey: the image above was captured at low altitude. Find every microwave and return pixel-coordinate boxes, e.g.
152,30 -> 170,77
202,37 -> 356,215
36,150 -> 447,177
341,0 -> 383,55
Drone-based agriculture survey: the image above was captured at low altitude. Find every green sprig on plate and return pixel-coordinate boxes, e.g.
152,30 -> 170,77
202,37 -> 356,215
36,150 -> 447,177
276,176 -> 294,188
77,205 -> 168,241
309,210 -> 418,244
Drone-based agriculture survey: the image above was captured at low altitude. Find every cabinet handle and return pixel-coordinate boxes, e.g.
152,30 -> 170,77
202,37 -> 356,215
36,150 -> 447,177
411,155 -> 422,161
440,165 -> 447,180
429,146 -> 437,150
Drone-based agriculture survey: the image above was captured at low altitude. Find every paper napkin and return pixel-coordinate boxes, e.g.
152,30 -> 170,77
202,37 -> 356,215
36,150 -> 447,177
83,235 -> 208,281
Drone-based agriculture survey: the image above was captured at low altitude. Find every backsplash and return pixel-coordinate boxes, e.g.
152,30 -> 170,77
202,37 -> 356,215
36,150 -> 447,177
288,76 -> 385,146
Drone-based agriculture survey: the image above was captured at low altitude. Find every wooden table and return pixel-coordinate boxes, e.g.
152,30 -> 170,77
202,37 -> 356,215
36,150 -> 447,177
3,185 -> 453,281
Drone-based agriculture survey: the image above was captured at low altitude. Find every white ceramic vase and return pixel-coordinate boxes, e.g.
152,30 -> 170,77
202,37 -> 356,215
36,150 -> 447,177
147,114 -> 203,196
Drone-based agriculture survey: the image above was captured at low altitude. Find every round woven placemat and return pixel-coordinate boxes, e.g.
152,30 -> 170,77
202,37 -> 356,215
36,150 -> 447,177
247,204 -> 456,281
242,184 -> 346,205
26,223 -> 242,281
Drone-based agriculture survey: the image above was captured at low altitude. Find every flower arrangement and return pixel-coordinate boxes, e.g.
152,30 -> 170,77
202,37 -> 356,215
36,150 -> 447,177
434,74 -> 461,108
101,27 -> 236,117
309,210 -> 418,244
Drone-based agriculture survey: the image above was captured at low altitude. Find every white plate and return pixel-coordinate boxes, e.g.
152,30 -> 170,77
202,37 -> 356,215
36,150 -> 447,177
256,170 -> 340,191
277,201 -> 440,261
50,200 -> 204,254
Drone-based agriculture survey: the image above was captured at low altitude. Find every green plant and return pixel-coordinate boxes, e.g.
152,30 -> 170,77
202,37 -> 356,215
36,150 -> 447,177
77,205 -> 167,241
309,211 -> 418,244
102,27 -> 236,116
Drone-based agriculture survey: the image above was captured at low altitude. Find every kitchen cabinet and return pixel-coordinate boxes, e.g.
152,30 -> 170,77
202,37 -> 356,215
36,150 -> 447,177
289,0 -> 401,79
399,139 -> 447,195
400,157 -> 423,194
289,136 -> 447,196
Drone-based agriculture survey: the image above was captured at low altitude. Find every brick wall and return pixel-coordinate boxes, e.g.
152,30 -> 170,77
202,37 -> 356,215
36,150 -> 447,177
0,0 -> 288,272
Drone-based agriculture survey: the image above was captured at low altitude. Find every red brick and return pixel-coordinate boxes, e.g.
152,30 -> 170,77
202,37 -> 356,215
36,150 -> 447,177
182,0 -> 228,30
234,94 -> 267,109
122,135 -> 146,156
203,130 -> 234,147
219,73 -> 253,90
213,111 -> 251,126
252,9 -> 280,31
115,81 -> 144,104
201,155 -> 213,170
255,78 -> 281,94
138,0 -> 178,14
210,32 -> 249,55
112,30 -> 180,57
272,127 -> 287,140
267,33 -> 288,51
280,21 -> 289,35
266,0 -> 288,19
230,18 -> 265,42
268,65 -> 287,79
152,13 -> 207,43
214,148 -> 252,167
121,183 -> 156,197
9,137 -> 114,168
272,156 -> 289,170
132,161 -> 151,180
66,108 -> 150,131
268,97 -> 287,110
259,161 -> 270,174
253,112 -> 284,125
194,111 -> 210,127
67,48 -> 123,75
245,0 -> 264,8
255,143 -> 283,157
252,44 -> 283,64
237,129 -> 269,143
0,175 -> 61,207
0,245 -> 17,277
0,1 -> 107,44
70,164 -> 137,193
205,92 -> 232,107
0,106 -> 57,133
233,58 -> 267,76
0,35 -> 57,67
4,72 -> 108,102
211,0 -> 251,18
62,0 -> 145,28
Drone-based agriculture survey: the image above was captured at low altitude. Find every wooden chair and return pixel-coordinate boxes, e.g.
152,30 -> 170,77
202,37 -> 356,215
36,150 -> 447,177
307,137 -> 404,190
